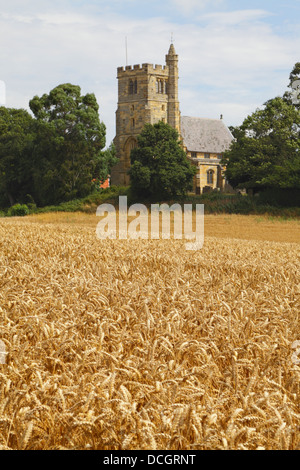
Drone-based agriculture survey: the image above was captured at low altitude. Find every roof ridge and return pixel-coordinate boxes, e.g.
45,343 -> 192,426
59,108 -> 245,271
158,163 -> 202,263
181,115 -> 224,122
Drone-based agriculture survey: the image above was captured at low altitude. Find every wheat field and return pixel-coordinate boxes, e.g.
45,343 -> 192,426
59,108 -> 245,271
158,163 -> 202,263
0,213 -> 299,450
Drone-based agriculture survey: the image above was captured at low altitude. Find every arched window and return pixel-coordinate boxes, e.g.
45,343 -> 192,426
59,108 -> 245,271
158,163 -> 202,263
124,137 -> 138,166
207,170 -> 214,185
165,81 -> 168,94
134,79 -> 137,94
156,79 -> 159,93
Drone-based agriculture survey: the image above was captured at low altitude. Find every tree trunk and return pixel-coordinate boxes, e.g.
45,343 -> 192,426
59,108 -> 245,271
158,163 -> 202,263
7,192 -> 14,207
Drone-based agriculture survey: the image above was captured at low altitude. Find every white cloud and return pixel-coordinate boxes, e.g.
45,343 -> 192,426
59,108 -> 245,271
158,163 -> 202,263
0,3 -> 299,145
201,9 -> 272,25
169,0 -> 224,15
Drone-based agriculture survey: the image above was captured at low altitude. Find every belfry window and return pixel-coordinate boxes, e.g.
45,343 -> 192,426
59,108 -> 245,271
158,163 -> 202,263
207,170 -> 214,185
156,79 -> 165,94
129,79 -> 137,95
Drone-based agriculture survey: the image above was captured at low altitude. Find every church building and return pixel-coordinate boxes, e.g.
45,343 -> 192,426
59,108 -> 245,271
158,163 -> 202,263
110,44 -> 234,194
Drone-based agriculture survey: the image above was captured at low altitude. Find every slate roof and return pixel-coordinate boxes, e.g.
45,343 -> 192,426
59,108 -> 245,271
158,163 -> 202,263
180,116 -> 234,154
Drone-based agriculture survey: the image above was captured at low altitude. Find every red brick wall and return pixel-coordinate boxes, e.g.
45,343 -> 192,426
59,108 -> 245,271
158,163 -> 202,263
100,178 -> 110,189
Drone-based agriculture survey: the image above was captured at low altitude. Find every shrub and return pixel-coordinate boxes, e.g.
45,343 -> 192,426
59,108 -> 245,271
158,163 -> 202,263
256,189 -> 300,208
27,203 -> 37,214
7,204 -> 30,217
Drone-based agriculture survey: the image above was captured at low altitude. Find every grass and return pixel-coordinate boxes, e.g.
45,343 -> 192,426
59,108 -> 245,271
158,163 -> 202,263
0,212 -> 299,450
1,187 -> 300,219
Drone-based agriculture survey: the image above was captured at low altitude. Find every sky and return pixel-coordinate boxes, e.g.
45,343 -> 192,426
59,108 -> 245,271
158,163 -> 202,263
0,0 -> 299,146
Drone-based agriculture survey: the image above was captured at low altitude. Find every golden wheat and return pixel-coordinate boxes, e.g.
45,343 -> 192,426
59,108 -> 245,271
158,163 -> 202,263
0,213 -> 299,450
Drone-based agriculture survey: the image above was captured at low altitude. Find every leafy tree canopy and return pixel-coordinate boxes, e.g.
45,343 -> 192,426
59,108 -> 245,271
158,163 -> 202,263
0,107 -> 35,207
129,121 -> 196,200
29,83 -> 115,206
222,65 -> 300,192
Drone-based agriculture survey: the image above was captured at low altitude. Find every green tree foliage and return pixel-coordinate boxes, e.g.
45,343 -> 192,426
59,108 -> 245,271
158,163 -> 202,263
0,84 -> 116,208
0,107 -> 35,207
99,142 -> 117,184
29,83 -> 113,205
222,68 -> 300,192
129,121 -> 196,200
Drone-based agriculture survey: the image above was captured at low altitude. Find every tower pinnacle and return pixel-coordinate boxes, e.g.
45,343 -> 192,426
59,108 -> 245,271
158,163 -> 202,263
165,43 -> 180,134
167,43 -> 176,56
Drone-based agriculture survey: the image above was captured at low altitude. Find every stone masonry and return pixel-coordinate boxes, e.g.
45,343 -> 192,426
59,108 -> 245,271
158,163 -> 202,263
111,44 -> 180,186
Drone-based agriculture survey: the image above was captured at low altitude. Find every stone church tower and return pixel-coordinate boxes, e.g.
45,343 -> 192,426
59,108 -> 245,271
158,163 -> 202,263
110,44 -> 181,186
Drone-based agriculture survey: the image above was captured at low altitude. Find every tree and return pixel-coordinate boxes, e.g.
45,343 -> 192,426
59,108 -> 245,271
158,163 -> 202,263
98,141 -> 118,184
222,96 -> 300,192
29,83 -> 111,205
0,107 -> 35,206
129,121 -> 196,200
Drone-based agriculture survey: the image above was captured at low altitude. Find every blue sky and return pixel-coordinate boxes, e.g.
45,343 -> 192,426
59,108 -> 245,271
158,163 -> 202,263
0,0 -> 299,146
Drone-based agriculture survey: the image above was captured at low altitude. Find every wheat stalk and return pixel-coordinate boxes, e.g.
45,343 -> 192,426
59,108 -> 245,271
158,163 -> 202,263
0,213 -> 299,449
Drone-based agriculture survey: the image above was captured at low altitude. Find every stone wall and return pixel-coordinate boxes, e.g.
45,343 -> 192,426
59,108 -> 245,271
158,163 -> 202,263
111,46 -> 180,186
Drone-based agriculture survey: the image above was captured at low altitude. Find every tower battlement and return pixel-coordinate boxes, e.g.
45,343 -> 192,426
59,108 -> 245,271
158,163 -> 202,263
117,64 -> 168,75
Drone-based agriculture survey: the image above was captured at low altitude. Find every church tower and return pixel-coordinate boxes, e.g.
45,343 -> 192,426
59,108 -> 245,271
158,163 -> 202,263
110,44 -> 181,186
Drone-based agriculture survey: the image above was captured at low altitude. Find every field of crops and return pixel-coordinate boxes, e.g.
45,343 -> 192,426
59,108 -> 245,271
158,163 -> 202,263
0,213 -> 299,450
